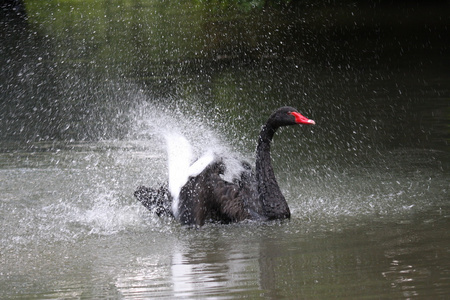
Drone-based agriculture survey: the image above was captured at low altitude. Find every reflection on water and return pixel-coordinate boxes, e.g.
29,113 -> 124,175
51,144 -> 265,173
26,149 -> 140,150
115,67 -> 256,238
110,217 -> 450,299
1,0 -> 449,299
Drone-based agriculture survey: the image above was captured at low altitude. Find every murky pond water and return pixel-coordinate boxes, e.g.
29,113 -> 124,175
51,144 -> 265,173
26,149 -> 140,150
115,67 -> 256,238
1,1 -> 449,299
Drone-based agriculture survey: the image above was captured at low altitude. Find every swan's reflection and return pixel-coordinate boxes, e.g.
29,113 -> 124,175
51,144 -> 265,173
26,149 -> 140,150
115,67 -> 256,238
115,209 -> 450,298
170,232 -> 263,298
114,229 -> 266,298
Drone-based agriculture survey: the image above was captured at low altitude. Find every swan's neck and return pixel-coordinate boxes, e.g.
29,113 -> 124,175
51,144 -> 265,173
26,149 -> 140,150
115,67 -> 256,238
255,124 -> 290,219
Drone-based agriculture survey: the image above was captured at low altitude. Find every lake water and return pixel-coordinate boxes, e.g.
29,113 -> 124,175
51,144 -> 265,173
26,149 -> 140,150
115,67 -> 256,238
1,1 -> 449,299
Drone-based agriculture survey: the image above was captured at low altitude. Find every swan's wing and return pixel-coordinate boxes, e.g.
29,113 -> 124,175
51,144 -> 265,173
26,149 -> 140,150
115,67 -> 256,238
165,133 -> 217,218
166,133 -> 192,200
210,180 -> 250,222
188,151 -> 215,177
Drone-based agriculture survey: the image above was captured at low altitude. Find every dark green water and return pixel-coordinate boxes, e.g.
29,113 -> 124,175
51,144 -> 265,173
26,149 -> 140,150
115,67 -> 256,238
1,1 -> 449,299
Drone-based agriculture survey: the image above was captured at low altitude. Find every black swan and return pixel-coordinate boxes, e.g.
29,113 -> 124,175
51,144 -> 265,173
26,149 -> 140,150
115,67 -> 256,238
134,106 -> 315,226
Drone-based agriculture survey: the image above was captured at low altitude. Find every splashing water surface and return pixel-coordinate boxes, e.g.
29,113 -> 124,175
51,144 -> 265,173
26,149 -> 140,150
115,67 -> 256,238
1,91 -> 449,299
1,1 -> 449,297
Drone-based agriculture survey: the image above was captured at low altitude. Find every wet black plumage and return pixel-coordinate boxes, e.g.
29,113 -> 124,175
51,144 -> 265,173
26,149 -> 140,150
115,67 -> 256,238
134,106 -> 315,226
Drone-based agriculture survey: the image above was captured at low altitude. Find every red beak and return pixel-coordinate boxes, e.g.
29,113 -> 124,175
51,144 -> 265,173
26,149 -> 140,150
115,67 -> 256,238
290,112 -> 315,125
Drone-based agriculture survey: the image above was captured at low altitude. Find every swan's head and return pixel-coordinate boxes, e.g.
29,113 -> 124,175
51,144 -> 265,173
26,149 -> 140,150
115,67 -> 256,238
269,106 -> 315,127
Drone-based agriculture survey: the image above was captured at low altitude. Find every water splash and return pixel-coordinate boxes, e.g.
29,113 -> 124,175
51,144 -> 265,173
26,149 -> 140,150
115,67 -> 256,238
165,132 -> 215,217
165,132 -> 194,215
71,192 -> 142,236
1,93 -> 447,251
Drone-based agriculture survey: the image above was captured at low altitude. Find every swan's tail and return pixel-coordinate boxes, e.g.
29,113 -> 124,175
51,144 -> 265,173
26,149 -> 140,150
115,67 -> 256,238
165,133 -> 215,218
134,185 -> 173,217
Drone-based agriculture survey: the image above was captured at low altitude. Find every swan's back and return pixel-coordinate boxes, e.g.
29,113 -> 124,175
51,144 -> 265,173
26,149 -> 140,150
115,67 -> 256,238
177,161 -> 255,226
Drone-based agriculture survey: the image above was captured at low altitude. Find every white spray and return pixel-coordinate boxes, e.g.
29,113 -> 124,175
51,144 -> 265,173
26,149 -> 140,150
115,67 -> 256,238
165,132 -> 215,218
